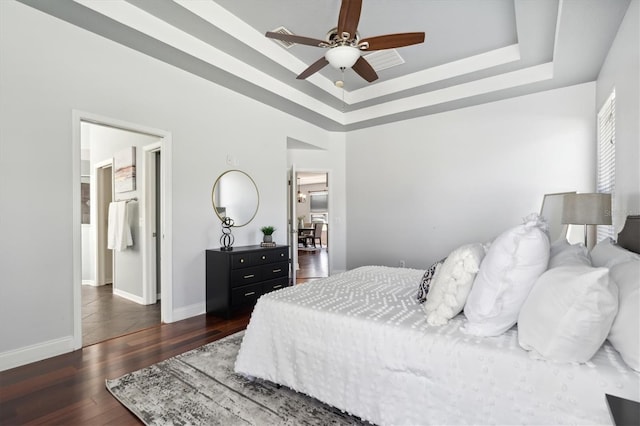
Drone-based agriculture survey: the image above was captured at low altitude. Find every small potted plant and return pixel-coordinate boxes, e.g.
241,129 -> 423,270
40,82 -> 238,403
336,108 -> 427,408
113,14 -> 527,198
260,226 -> 276,243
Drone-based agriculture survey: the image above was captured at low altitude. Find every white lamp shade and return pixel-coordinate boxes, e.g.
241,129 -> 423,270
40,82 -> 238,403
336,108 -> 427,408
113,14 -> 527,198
561,193 -> 612,225
325,45 -> 360,69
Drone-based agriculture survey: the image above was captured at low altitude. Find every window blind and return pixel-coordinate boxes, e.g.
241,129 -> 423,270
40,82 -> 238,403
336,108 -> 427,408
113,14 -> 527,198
596,90 -> 615,242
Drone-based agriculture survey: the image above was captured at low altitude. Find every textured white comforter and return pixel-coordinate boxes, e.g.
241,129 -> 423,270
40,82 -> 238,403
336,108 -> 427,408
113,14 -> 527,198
234,266 -> 640,425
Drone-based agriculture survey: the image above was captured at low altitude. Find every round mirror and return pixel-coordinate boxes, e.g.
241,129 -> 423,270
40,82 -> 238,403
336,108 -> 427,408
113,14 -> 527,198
211,170 -> 259,227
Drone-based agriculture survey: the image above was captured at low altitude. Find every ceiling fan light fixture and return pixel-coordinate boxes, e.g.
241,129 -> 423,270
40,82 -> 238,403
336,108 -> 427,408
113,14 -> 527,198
325,45 -> 360,69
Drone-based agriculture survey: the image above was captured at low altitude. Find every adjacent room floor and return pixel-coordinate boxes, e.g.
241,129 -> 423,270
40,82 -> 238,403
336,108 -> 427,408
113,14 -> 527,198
297,246 -> 328,279
82,284 -> 161,346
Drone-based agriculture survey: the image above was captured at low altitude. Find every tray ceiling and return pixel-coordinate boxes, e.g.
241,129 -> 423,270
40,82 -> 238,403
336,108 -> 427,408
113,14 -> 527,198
18,0 -> 631,130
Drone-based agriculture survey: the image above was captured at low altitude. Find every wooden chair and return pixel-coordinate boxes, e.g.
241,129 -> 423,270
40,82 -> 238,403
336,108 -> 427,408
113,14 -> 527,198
310,222 -> 323,248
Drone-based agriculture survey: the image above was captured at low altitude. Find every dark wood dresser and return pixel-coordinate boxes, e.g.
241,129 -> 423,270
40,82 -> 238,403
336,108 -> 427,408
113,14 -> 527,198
206,245 -> 290,318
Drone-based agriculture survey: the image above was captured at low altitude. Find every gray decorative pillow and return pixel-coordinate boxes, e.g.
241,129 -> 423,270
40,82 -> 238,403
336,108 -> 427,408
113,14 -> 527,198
416,258 -> 446,304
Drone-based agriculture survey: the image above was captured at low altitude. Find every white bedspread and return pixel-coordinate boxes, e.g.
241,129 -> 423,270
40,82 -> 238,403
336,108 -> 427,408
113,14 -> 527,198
234,266 -> 640,425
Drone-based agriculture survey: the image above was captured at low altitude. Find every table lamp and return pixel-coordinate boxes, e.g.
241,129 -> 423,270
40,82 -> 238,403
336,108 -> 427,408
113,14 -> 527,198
561,193 -> 612,246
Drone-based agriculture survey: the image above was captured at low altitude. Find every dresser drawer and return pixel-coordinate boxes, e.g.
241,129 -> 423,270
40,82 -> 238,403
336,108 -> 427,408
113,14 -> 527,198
262,261 -> 288,281
262,277 -> 288,294
264,247 -> 289,263
231,283 -> 263,307
252,248 -> 289,265
230,253 -> 258,269
230,266 -> 262,287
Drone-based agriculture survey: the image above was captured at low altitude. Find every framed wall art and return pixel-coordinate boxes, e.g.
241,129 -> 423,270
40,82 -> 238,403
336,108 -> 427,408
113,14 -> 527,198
114,146 -> 136,193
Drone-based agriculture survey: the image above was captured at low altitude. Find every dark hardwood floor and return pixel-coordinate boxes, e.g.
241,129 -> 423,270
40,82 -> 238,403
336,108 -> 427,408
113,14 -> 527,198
0,313 -> 251,425
0,256 -> 328,425
82,284 -> 161,346
297,247 -> 328,279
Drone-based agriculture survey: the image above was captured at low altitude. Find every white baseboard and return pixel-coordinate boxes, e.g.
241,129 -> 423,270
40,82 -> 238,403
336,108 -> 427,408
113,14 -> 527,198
0,336 -> 75,372
113,288 -> 145,305
170,302 -> 205,323
82,279 -> 97,286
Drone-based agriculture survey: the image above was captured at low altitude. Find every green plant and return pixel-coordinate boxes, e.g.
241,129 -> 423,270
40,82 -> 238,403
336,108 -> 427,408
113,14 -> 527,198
260,226 -> 276,235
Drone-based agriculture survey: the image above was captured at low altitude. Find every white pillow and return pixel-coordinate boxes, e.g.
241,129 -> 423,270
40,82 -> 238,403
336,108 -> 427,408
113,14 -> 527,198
548,239 -> 592,269
462,214 -> 550,336
518,265 -> 618,363
591,238 -> 640,268
423,243 -> 486,326
607,259 -> 640,371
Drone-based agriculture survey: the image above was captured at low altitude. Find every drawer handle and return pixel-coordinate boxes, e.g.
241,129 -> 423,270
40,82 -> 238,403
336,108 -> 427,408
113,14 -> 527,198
243,274 -> 255,279
273,285 -> 282,289
240,259 -> 245,263
272,269 -> 282,273
280,253 -> 285,257
261,255 -> 266,260
244,291 -> 256,296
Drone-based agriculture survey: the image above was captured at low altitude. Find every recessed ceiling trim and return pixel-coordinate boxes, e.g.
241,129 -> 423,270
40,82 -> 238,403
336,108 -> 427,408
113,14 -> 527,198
172,0 -> 525,107
71,0 -> 555,127
173,0 -> 344,98
74,0 -> 346,124
346,44 -> 522,104
344,63 -> 554,124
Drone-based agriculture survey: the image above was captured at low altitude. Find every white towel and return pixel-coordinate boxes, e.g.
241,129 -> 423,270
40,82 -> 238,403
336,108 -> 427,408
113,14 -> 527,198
107,201 -> 133,251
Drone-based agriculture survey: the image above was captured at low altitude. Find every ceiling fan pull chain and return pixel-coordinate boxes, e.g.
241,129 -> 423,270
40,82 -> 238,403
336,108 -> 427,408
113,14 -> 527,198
341,69 -> 346,112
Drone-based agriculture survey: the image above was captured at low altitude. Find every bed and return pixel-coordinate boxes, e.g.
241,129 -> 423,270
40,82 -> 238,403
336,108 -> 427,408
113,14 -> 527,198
235,216 -> 640,425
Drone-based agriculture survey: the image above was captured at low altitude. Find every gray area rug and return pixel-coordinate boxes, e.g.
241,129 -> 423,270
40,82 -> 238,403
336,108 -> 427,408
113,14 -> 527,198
106,331 -> 367,425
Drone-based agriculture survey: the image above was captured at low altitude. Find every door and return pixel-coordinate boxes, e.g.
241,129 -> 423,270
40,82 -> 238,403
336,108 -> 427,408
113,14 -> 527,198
143,144 -> 161,305
288,165 -> 298,284
96,163 -> 113,286
155,151 -> 161,300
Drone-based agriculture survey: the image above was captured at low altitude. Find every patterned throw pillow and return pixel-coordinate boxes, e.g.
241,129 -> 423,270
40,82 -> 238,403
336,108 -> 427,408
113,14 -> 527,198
416,258 -> 446,304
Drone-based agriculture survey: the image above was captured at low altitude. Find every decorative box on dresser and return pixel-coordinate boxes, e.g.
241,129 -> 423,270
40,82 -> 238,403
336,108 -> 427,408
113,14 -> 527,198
206,245 -> 290,318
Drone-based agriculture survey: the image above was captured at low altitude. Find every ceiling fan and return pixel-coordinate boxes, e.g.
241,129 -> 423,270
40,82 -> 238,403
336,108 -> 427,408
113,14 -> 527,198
265,0 -> 425,83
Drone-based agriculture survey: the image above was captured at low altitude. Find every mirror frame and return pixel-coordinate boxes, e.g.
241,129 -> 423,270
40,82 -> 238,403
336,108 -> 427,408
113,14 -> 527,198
211,169 -> 259,227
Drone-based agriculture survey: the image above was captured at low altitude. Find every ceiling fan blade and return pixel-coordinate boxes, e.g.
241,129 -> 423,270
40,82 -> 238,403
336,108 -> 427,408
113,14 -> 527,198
297,57 -> 329,80
266,32 -> 327,47
352,56 -> 378,83
359,32 -> 425,51
337,0 -> 362,40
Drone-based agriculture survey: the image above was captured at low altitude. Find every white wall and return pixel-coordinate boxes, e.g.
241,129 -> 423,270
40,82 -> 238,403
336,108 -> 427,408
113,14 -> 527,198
0,1 -> 340,369
596,0 -> 640,230
345,83 -> 596,269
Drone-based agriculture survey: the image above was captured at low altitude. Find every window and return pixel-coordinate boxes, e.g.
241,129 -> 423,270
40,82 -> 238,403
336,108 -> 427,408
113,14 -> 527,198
596,89 -> 615,241
309,191 -> 328,213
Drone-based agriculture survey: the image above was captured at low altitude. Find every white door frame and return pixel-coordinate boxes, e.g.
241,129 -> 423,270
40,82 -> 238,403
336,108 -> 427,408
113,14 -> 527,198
72,110 -> 173,350
288,165 -> 298,284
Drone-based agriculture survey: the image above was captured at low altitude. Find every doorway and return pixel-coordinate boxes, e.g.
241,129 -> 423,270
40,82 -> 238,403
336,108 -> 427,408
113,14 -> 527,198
75,113 -> 171,348
295,171 -> 329,280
